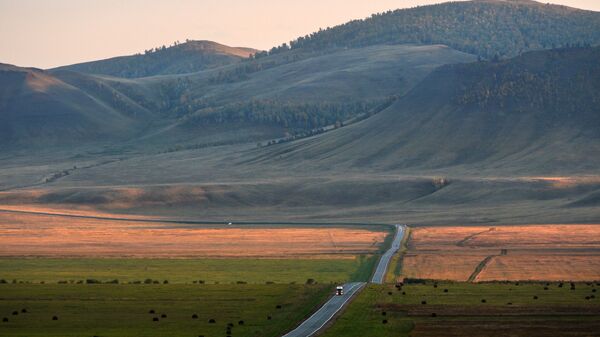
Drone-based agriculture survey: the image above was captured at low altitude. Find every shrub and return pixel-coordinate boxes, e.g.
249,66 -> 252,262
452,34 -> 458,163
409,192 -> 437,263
52,316 -> 58,321
382,311 -> 387,316
106,279 -> 119,284
481,299 -> 486,303
238,320 -> 244,325
192,314 -> 198,319
431,313 -> 437,317
21,309 -> 27,313
57,280 -> 68,284
153,280 -> 160,284
421,300 -> 427,305
267,316 -> 272,320
153,317 -> 159,322
382,319 -> 388,324
2,318 -> 7,322
208,318 -> 216,323
0,279 -> 6,284
507,302 -> 513,305
266,281 -> 275,284
144,279 -> 153,284
443,289 -> 449,293
161,314 -> 167,318
533,295 -> 538,299
12,311 -> 18,316
402,291 -> 406,295
236,281 -> 247,284
198,280 -> 205,284
163,280 -> 169,284
388,292 -> 393,295
306,278 -> 316,285
149,309 -> 155,314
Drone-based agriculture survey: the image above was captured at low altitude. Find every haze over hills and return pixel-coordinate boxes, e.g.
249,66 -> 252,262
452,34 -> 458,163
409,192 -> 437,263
52,40 -> 259,78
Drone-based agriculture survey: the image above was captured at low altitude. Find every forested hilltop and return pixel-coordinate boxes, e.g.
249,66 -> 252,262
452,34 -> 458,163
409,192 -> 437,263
53,40 -> 258,78
263,0 -> 600,59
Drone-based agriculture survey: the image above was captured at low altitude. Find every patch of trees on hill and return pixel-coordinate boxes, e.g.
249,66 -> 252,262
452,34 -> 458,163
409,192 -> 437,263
454,46 -> 600,124
182,97 -> 396,132
267,1 -> 600,59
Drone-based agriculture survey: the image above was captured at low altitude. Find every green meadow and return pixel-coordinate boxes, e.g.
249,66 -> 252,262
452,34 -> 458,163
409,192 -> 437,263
0,283 -> 331,337
0,256 -> 377,285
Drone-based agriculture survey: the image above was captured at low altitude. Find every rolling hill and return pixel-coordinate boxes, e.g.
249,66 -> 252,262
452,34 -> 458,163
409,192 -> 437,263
0,64 -> 144,149
52,40 -> 259,78
250,46 -> 600,175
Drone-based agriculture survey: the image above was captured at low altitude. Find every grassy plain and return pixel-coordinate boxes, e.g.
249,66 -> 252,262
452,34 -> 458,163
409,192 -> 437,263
0,256 -> 377,284
323,282 -> 600,337
0,283 -> 331,337
0,211 -> 388,258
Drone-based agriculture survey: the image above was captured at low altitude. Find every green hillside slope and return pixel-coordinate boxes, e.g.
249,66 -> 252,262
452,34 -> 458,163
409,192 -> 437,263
251,46 -> 600,174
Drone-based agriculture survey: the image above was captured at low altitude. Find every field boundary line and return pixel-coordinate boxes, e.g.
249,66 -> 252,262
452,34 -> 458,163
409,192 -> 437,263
467,254 -> 497,282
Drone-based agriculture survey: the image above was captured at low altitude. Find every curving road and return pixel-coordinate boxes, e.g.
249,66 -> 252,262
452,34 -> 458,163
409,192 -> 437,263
281,224 -> 406,337
371,224 -> 405,284
282,282 -> 365,337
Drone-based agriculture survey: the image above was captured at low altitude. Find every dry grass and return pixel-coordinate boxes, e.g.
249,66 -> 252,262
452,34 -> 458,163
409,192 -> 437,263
477,255 -> 600,281
404,225 -> 600,282
0,211 -> 386,258
402,253 -> 488,281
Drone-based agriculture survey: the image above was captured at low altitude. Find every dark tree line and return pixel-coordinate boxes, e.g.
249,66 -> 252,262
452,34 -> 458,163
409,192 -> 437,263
182,97 -> 396,132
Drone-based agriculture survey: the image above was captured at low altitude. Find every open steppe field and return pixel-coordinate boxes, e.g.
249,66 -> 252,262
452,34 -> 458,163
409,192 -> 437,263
0,283 -> 330,337
0,210 -> 388,258
402,225 -> 600,282
323,282 -> 600,337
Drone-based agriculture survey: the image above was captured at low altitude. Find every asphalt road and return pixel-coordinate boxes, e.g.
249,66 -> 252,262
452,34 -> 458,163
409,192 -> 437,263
281,224 -> 406,337
282,282 -> 365,337
371,224 -> 405,284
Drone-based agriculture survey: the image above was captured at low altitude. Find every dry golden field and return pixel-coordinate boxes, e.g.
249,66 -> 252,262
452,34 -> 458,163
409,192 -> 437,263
0,210 -> 387,258
403,225 -> 600,282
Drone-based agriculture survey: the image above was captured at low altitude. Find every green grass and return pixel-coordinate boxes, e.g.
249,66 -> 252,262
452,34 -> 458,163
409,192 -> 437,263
322,282 -> 600,337
0,256 -> 377,284
0,283 -> 331,337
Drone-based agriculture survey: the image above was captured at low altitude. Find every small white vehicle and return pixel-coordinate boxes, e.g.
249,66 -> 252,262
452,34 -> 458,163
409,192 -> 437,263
336,286 -> 344,296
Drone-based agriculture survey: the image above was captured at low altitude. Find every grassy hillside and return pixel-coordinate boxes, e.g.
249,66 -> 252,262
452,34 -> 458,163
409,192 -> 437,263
52,40 -> 258,78
278,0 -> 600,59
1,44 -> 474,151
0,64 -> 141,149
254,46 -> 600,174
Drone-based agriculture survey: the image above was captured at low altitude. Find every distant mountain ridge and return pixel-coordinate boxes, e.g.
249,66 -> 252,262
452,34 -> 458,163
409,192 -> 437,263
52,40 -> 259,78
